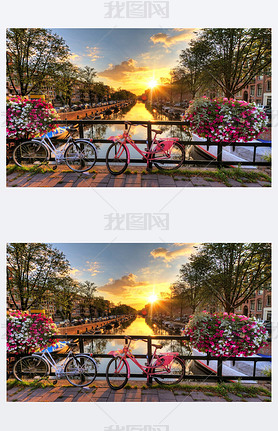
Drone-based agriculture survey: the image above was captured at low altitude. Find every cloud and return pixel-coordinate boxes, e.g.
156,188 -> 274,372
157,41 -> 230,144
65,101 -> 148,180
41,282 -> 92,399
69,267 -> 81,276
99,58 -> 148,82
69,53 -> 81,63
150,245 -> 196,262
86,46 -> 102,62
98,273 -> 148,296
150,29 -> 196,48
85,260 -> 101,277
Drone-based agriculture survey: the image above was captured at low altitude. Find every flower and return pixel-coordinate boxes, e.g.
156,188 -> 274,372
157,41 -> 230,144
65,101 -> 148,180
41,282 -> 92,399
183,311 -> 268,357
184,97 -> 268,143
6,310 -> 57,354
6,96 -> 59,140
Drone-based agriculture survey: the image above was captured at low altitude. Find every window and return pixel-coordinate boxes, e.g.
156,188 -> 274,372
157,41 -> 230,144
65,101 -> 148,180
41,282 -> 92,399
266,295 -> 271,306
266,80 -> 271,92
250,86 -> 255,96
258,289 -> 263,295
258,75 -> 263,81
250,300 -> 255,310
257,298 -> 262,311
266,311 -> 271,321
257,84 -> 262,96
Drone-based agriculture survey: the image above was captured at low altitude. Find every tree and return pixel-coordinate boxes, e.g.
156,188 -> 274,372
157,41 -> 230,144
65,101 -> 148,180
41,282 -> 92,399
54,276 -> 79,321
6,28 -> 70,96
177,253 -> 211,313
178,38 -> 209,98
79,66 -> 97,105
7,243 -> 70,311
78,280 -> 97,319
170,67 -> 189,103
54,61 -> 79,106
192,243 -> 271,313
186,28 -> 271,98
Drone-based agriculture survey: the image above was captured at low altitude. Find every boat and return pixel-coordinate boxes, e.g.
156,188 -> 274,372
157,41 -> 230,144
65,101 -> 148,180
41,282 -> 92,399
190,133 -> 271,168
40,126 -> 70,140
39,341 -> 69,354
192,347 -> 271,383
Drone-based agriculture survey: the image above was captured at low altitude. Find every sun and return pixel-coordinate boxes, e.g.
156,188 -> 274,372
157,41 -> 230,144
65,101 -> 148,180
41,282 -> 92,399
148,79 -> 158,89
148,293 -> 158,303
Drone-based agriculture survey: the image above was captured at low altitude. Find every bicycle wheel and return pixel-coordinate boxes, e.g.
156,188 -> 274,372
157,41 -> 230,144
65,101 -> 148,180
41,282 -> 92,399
13,141 -> 49,167
64,140 -> 97,172
106,357 -> 129,390
64,354 -> 97,387
153,356 -> 185,385
153,142 -> 185,171
13,356 -> 49,383
106,142 -> 128,175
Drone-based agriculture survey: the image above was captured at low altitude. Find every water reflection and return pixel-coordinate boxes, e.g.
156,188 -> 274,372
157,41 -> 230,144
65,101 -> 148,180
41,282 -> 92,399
84,101 -> 192,161
84,315 -> 193,375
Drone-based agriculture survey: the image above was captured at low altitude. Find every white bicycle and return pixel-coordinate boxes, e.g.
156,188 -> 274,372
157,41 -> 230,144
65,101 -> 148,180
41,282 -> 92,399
13,129 -> 97,173
13,342 -> 97,387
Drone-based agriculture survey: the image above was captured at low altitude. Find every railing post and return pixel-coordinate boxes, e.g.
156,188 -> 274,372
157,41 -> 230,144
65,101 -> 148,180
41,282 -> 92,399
147,121 -> 152,171
217,143 -> 223,168
79,336 -> 84,354
217,358 -> 223,383
253,146 -> 257,163
147,336 -> 152,386
78,123 -> 84,138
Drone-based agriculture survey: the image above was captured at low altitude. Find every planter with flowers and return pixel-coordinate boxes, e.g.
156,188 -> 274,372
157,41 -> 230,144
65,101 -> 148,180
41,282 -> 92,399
183,311 -> 268,357
7,310 -> 57,355
184,97 -> 268,143
6,96 -> 59,161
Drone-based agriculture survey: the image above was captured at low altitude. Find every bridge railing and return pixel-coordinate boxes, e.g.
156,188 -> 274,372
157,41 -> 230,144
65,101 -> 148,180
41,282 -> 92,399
7,119 -> 271,168
8,334 -> 270,384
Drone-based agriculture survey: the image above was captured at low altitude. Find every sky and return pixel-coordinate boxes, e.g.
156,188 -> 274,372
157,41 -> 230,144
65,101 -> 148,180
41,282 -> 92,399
52,243 -> 199,309
52,28 -> 197,95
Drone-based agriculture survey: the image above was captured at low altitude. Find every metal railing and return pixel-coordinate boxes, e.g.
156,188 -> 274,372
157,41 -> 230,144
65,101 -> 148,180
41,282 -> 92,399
32,333 -> 271,384
54,119 -> 271,169
7,119 -> 271,169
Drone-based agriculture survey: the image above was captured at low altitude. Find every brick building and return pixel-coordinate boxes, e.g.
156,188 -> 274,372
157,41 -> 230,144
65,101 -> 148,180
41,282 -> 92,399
241,288 -> 271,321
236,75 -> 272,107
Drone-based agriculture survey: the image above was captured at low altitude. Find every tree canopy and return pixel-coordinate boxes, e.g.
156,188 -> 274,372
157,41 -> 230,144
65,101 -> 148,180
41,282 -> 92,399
6,28 -> 71,96
179,28 -> 271,98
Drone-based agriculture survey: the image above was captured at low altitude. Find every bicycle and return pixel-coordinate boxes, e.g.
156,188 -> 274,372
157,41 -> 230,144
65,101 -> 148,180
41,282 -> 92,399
13,128 -> 97,173
106,336 -> 185,390
105,122 -> 185,175
13,341 -> 97,387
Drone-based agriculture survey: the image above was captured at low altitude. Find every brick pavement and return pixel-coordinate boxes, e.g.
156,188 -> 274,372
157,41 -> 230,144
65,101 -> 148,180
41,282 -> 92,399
7,380 -> 271,402
6,166 -> 271,188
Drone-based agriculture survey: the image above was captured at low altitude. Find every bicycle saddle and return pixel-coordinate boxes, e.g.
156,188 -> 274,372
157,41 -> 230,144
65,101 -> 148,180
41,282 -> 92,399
152,343 -> 163,349
152,129 -> 162,134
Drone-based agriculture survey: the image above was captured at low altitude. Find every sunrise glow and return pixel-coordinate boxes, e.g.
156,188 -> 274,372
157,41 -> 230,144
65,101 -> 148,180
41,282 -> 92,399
148,79 -> 158,89
148,293 -> 158,303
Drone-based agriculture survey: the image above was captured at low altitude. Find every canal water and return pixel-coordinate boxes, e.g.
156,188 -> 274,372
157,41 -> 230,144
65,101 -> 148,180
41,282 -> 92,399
83,315 -> 194,376
83,101 -> 192,162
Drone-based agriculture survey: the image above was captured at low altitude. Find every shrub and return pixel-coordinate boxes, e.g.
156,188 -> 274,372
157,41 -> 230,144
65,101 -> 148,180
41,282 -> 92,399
7,310 -> 57,354
184,97 -> 268,143
183,311 -> 269,357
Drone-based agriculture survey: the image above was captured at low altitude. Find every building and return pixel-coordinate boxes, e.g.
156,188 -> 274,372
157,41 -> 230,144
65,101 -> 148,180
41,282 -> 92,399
241,288 -> 271,321
236,75 -> 271,106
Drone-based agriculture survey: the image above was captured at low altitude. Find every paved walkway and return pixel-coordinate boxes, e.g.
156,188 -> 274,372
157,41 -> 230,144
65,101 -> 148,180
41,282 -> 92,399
6,166 -> 271,188
7,380 -> 271,402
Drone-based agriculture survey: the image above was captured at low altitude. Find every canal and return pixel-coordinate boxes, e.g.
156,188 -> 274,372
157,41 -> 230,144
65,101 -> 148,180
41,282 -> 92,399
83,100 -> 193,162
83,315 -> 196,377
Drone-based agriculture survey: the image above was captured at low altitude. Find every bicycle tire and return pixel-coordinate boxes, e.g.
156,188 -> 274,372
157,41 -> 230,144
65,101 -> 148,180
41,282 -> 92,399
64,354 -> 97,387
13,355 -> 49,383
106,142 -> 128,175
106,357 -> 129,390
64,140 -> 97,172
153,356 -> 185,385
153,141 -> 185,171
13,141 -> 49,168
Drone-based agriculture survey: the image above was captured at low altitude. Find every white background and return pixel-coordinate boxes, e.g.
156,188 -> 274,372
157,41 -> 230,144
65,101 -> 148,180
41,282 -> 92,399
0,1 -> 277,430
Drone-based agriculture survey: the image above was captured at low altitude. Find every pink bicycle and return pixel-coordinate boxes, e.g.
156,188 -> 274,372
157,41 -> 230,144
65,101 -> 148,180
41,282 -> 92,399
106,336 -> 185,390
106,122 -> 185,175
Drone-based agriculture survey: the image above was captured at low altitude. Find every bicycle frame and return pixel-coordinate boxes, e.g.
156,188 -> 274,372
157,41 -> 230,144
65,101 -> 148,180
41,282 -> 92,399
108,338 -> 179,379
108,123 -> 179,164
30,135 -> 73,162
32,349 -> 74,378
